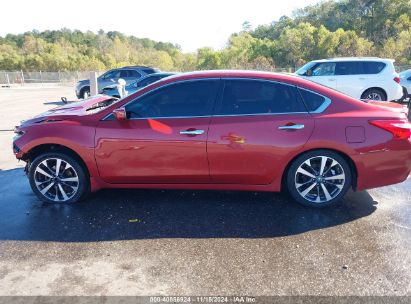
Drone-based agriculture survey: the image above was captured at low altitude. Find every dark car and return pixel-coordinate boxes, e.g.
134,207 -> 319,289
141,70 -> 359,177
102,72 -> 176,98
75,66 -> 160,99
13,71 -> 411,207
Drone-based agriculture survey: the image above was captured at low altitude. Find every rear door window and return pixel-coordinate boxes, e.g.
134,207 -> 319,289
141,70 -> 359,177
120,70 -> 141,78
335,62 -> 363,75
217,80 -> 307,115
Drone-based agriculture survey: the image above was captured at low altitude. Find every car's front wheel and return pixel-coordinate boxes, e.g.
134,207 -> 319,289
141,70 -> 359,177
29,152 -> 89,204
286,150 -> 352,208
80,87 -> 90,99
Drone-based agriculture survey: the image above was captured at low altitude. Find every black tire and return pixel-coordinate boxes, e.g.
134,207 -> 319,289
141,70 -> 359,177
361,88 -> 387,101
286,150 -> 352,208
28,152 -> 89,204
80,87 -> 90,99
396,87 -> 407,103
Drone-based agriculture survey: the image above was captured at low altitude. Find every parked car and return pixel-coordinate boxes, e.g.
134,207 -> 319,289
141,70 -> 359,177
13,71 -> 411,208
400,69 -> 411,99
295,58 -> 403,101
102,72 -> 176,98
75,66 -> 160,99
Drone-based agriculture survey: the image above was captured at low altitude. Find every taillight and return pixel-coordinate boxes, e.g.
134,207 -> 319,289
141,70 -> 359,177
369,120 -> 411,139
394,77 -> 400,84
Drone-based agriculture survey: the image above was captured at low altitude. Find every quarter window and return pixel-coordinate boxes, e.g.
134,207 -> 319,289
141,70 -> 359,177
363,61 -> 386,74
298,88 -> 327,112
217,80 -> 306,115
125,80 -> 219,118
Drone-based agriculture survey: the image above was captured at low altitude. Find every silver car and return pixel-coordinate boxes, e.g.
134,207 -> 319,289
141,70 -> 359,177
75,66 -> 160,99
400,69 -> 411,99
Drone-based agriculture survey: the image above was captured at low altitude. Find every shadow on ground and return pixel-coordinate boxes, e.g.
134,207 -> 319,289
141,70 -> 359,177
0,168 -> 378,242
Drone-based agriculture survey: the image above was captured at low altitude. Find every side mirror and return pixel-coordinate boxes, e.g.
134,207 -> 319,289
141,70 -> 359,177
113,108 -> 127,121
306,69 -> 313,77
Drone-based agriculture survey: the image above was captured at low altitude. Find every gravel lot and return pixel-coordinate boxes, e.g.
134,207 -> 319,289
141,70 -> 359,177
0,87 -> 410,297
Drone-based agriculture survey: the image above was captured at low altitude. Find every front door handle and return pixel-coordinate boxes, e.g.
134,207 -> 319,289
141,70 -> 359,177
278,124 -> 305,130
180,129 -> 205,135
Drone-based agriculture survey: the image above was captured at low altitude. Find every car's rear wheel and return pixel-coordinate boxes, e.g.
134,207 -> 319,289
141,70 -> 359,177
29,152 -> 89,204
286,150 -> 352,208
361,88 -> 387,101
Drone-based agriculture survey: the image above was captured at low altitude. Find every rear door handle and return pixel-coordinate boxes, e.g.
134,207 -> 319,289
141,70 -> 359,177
278,124 -> 305,130
180,129 -> 205,135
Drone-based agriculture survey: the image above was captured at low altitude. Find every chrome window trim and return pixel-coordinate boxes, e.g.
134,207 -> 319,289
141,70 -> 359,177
101,77 -> 332,121
297,87 -> 332,114
105,111 -> 311,121
101,78 -> 221,121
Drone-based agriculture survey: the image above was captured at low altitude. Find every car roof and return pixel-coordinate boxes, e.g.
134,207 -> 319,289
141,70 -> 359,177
144,72 -> 175,77
310,57 -> 395,63
115,66 -> 159,70
155,70 -> 322,90
162,70 -> 299,81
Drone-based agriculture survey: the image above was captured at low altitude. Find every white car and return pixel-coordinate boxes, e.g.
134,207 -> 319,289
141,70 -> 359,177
400,69 -> 411,98
295,58 -> 403,101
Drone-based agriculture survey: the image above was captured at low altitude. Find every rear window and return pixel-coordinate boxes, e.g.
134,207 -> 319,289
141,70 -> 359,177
298,88 -> 327,112
363,61 -> 386,74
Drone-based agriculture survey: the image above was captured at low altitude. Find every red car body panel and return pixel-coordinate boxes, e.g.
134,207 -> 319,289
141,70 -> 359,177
95,117 -> 211,184
13,71 -> 411,194
207,113 -> 314,185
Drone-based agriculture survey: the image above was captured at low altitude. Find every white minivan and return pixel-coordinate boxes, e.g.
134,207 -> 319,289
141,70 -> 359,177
295,58 -> 403,101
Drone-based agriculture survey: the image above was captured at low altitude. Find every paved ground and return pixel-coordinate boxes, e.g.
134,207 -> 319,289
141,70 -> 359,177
0,87 -> 410,296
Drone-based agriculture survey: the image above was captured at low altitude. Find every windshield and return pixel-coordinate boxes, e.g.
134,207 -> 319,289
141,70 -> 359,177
295,62 -> 317,76
400,70 -> 411,79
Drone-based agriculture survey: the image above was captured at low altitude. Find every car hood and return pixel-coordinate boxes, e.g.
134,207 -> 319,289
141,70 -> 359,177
103,84 -> 117,90
77,79 -> 90,85
20,95 -> 116,126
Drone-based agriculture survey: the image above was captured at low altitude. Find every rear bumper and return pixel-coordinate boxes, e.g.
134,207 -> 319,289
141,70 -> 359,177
354,144 -> 411,191
387,84 -> 404,101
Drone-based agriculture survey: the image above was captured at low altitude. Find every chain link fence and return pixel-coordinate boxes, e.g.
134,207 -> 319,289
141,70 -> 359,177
1,65 -> 410,87
0,71 -> 95,87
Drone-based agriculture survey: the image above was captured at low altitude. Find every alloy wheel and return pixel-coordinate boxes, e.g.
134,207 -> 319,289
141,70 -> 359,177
365,92 -> 382,101
33,158 -> 79,202
294,156 -> 346,204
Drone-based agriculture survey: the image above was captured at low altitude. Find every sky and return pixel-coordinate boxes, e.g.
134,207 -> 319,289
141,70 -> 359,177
0,0 -> 321,52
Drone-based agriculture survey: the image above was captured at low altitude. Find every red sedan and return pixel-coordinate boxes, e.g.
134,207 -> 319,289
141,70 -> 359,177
13,71 -> 411,207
